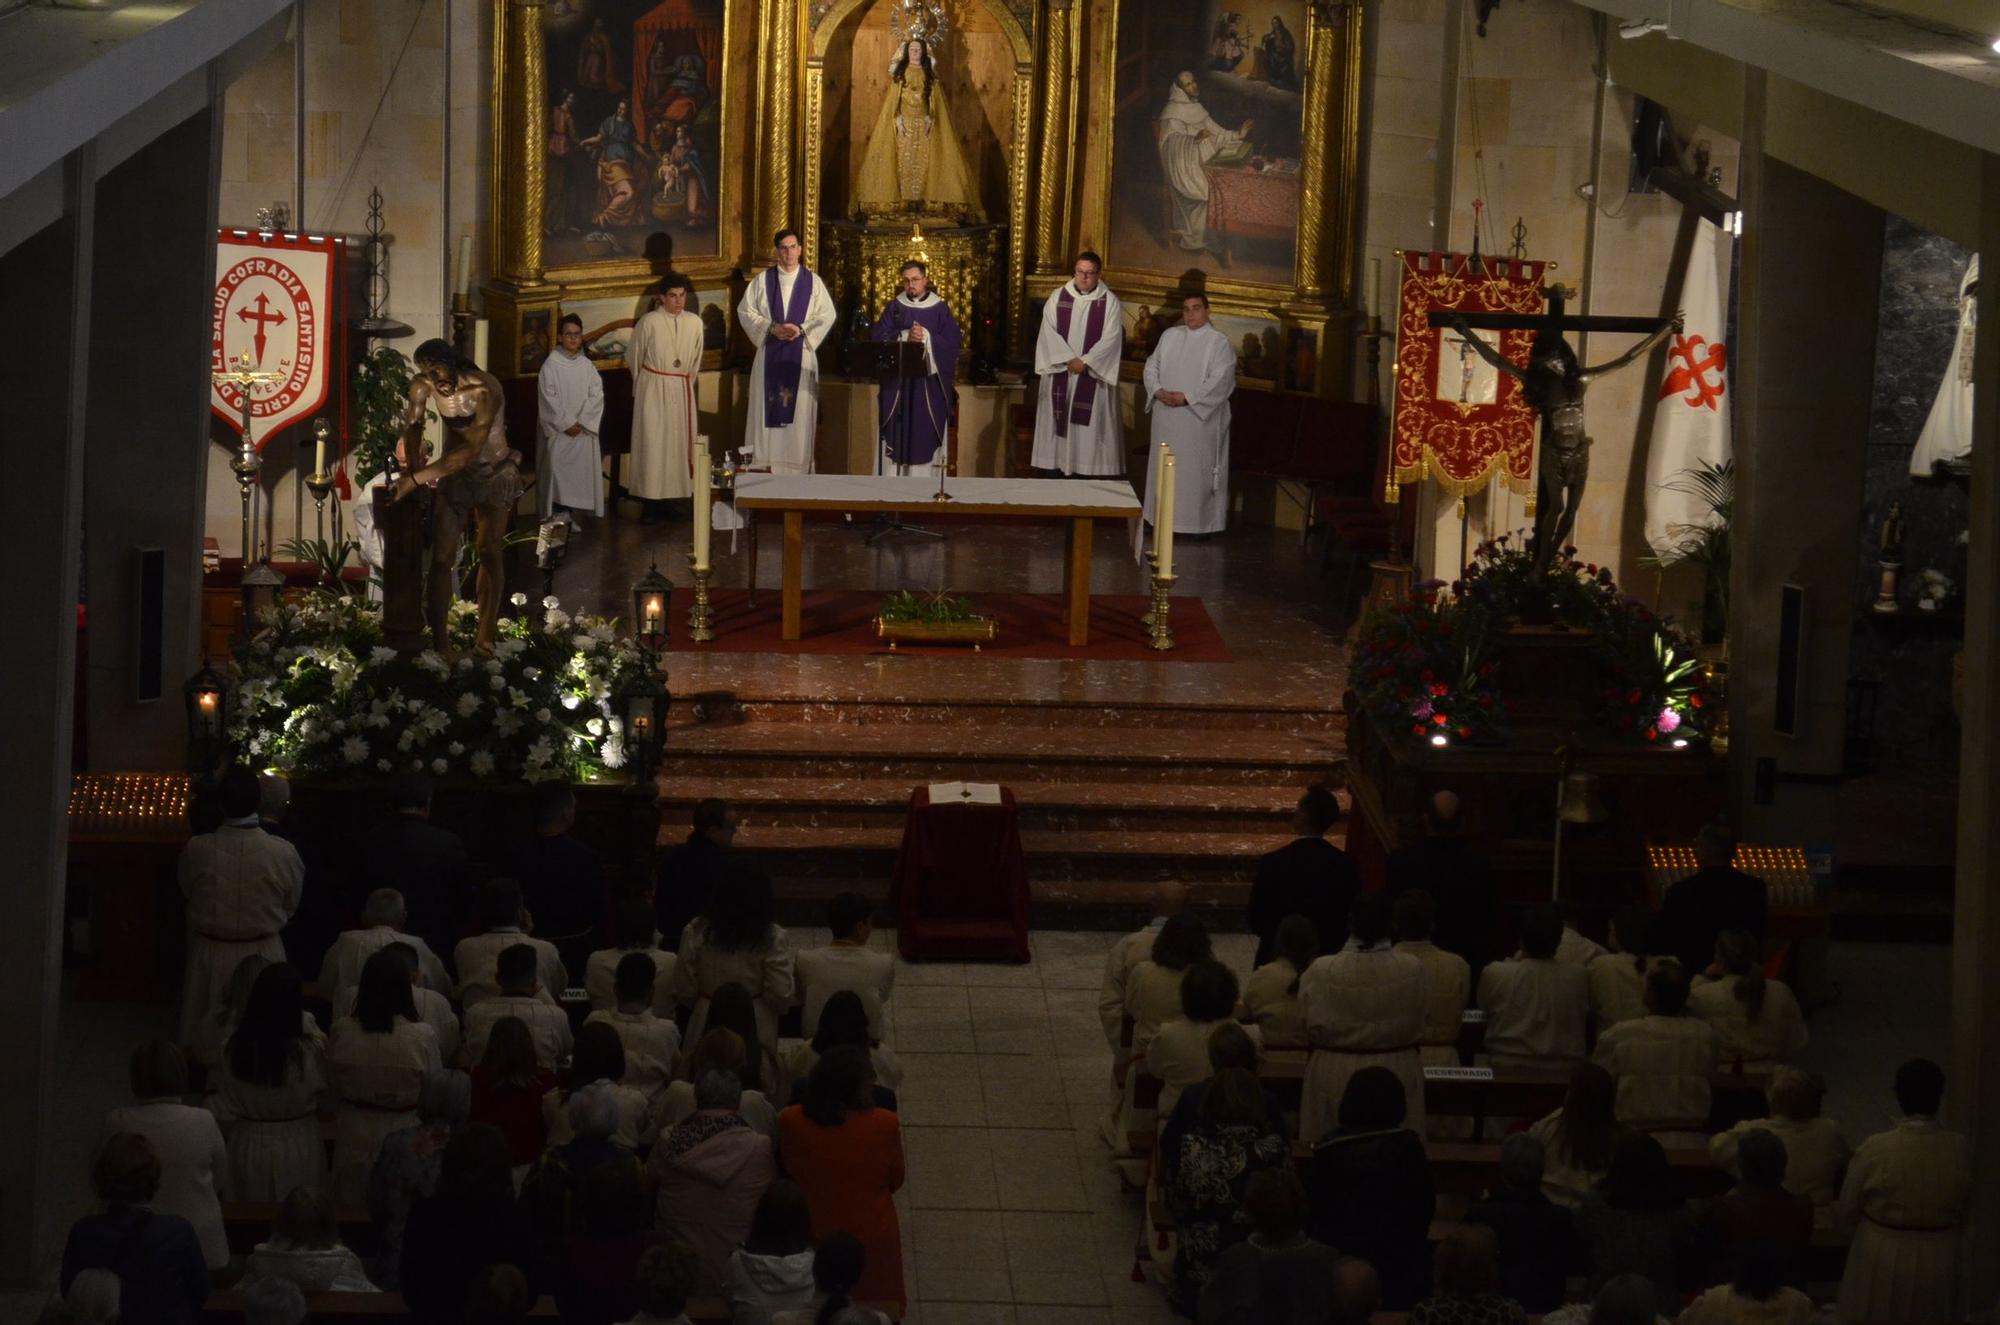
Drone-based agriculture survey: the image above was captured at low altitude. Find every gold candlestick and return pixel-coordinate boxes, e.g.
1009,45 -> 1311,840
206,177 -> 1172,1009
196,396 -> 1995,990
1141,551 -> 1161,628
687,556 -> 716,643
1147,574 -> 1177,651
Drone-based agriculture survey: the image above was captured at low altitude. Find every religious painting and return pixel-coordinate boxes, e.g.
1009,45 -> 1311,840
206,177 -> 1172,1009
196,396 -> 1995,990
539,0 -> 726,269
1106,1 -> 1306,287
519,309 -> 554,375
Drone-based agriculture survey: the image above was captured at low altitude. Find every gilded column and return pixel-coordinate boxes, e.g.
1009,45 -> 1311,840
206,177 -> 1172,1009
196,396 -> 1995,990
759,0 -> 799,258
803,62 -> 825,267
1293,3 -> 1358,301
1032,0 -> 1073,275
518,0 -> 545,281
1008,63 -> 1033,348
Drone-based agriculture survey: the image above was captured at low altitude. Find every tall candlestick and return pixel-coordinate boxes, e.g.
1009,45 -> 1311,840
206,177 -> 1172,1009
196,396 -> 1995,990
1369,256 -> 1383,318
692,435 -> 713,570
456,233 -> 472,299
1158,454 -> 1177,580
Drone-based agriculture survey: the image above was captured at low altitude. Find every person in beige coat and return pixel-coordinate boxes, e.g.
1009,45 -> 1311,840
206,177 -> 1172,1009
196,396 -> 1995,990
318,890 -> 450,1008
1837,1058 -> 1971,1325
177,768 -> 303,1044
454,879 -> 568,1009
104,1042 -> 231,1270
1143,959 -> 1264,1117
1240,914 -> 1319,1050
1592,964 -> 1719,1134
670,865 -> 796,1048
583,902 -> 679,1017
328,950 -> 443,1208
1479,903 -> 1589,1072
1299,894 -> 1430,1143
1709,1067 -> 1849,1206
1390,891 -> 1470,1071
1687,931 -> 1807,1069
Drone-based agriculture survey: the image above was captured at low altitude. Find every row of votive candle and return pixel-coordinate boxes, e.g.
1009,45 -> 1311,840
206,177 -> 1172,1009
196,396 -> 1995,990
1154,442 -> 1176,579
692,434 -> 712,571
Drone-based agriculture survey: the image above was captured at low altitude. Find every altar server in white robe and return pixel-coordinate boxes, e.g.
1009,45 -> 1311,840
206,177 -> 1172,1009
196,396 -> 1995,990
1032,251 -> 1125,476
1298,893 -> 1431,1144
1142,292 -> 1237,534
178,769 -> 303,1044
738,229 -> 836,473
628,275 -> 707,511
1837,1057 -> 1971,1325
536,314 -> 606,522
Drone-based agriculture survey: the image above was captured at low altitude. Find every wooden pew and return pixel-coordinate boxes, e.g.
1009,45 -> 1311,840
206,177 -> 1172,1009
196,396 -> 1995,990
200,1292 -> 559,1322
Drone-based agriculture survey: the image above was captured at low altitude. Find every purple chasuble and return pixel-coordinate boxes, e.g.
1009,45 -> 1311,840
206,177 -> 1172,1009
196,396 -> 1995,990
1051,288 -> 1109,439
874,296 -> 963,466
762,266 -> 815,428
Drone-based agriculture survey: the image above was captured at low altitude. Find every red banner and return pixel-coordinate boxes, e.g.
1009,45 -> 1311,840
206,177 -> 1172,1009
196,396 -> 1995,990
1389,251 -> 1548,498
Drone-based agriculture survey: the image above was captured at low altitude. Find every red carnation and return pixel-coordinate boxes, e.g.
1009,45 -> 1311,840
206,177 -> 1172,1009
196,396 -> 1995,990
1689,693 -> 1706,708
1644,727 -> 1659,741
1411,724 -> 1428,736
1457,726 -> 1472,739
1625,688 -> 1641,704
1433,713 -> 1449,726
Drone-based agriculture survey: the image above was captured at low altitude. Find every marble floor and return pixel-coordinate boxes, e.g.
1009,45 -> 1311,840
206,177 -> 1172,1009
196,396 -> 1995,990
1,931 -> 1955,1325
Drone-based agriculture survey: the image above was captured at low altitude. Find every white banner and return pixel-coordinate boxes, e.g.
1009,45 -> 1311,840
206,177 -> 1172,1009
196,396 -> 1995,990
210,232 -> 341,451
1644,219 -> 1733,556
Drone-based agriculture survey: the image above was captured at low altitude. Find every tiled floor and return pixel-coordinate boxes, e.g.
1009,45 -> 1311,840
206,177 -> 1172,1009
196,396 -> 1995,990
0,932 -> 1956,1325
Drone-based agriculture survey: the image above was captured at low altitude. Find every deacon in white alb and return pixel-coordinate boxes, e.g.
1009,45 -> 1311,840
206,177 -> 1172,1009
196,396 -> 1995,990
627,274 -> 707,520
1032,251 -> 1125,477
738,228 -> 837,473
1142,291 -> 1237,534
535,313 -> 606,524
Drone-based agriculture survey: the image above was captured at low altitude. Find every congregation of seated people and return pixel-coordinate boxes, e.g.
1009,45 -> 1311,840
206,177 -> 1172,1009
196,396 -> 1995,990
48,766 -> 1974,1325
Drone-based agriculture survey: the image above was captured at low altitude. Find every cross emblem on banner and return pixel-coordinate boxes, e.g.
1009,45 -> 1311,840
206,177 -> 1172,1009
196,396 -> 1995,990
235,292 -> 289,366
1658,334 -> 1727,410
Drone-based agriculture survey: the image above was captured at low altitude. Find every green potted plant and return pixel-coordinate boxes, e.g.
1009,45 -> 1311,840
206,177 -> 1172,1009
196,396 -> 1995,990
873,590 -> 997,649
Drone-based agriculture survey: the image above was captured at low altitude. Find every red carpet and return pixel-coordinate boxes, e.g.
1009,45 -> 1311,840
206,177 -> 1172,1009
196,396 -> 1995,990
669,588 -> 1231,661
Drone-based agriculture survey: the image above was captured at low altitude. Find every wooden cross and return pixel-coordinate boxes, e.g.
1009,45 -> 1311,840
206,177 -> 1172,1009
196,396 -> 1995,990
1426,284 -> 1670,341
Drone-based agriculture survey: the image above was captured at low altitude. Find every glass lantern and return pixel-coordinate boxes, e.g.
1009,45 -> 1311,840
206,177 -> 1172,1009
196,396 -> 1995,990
617,668 -> 669,779
632,562 -> 671,653
183,662 -> 229,770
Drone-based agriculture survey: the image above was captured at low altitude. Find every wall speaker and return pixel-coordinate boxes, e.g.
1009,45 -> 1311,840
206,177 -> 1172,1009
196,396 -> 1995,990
1774,582 -> 1806,737
134,545 -> 164,703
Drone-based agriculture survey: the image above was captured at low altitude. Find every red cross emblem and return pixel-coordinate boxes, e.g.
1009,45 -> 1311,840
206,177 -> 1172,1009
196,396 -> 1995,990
235,292 -> 289,366
1659,334 -> 1727,410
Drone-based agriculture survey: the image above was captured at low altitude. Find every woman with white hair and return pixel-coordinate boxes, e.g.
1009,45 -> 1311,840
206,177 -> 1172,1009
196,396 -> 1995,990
648,1068 -> 778,1290
240,1186 -> 377,1292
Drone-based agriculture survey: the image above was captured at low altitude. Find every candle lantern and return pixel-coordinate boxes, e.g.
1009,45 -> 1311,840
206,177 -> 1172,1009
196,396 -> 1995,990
183,661 -> 229,770
616,667 -> 670,780
632,562 -> 671,653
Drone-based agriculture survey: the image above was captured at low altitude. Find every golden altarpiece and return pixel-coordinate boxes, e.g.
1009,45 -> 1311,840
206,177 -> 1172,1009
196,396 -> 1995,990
479,0 -> 1365,397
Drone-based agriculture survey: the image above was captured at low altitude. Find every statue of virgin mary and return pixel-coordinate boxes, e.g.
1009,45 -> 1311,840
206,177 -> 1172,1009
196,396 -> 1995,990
854,37 -> 983,218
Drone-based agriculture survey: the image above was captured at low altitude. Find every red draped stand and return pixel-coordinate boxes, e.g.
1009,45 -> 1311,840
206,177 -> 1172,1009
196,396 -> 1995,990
892,787 -> 1031,963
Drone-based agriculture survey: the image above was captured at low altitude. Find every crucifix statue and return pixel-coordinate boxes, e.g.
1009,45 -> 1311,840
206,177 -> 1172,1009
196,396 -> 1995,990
211,350 -> 287,567
1435,286 -> 1680,567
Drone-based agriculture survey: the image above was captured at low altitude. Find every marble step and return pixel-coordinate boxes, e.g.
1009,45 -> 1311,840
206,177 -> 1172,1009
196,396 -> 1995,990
668,691 -> 1339,733
726,823 -> 1312,884
657,720 -> 1343,786
654,776 -> 1311,834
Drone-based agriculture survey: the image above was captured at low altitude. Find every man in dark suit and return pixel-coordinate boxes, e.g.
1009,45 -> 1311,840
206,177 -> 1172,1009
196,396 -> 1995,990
1659,821 -> 1767,974
358,771 -> 470,973
517,781 -> 606,979
1385,789 -> 1496,978
1248,784 -> 1359,964
654,798 -> 737,951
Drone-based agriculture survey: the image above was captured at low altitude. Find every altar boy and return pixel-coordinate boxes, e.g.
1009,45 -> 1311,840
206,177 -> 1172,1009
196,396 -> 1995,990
873,261 -> 963,476
536,313 -> 605,524
1142,291 -> 1237,534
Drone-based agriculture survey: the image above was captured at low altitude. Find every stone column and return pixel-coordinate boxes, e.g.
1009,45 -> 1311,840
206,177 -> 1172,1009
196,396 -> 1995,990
1949,148 -> 2000,1314
0,152 -> 93,1288
84,110 -> 221,769
1728,74 -> 1882,844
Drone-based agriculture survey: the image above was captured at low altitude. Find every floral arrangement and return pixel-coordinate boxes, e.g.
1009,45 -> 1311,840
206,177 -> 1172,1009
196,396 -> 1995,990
228,591 -> 654,783
878,590 -> 983,624
1356,535 -> 1711,747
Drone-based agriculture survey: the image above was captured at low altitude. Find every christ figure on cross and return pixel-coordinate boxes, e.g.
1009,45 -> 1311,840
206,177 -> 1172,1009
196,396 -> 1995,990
1439,287 -> 1681,567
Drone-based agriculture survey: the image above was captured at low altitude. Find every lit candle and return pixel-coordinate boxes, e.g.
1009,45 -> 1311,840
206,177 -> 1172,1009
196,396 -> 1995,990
1158,453 -> 1177,580
643,595 -> 664,629
197,691 -> 218,716
313,430 -> 327,479
632,712 -> 650,739
456,233 -> 473,300
692,434 -> 713,570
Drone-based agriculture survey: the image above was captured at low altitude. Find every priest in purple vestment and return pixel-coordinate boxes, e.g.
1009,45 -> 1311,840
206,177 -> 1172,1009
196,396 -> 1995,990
873,261 -> 963,475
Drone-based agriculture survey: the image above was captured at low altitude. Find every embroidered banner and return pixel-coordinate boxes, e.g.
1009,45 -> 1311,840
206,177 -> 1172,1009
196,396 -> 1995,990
210,231 -> 348,451
1389,251 -> 1548,498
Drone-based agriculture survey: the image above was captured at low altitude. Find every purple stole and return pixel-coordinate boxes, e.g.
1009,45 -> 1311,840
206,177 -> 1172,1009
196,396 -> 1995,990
1051,287 -> 1108,438
762,265 -> 815,428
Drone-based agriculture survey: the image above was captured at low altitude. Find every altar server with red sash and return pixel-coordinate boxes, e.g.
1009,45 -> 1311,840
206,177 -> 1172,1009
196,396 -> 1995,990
1032,251 -> 1125,477
738,228 -> 836,474
627,273 -> 706,514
